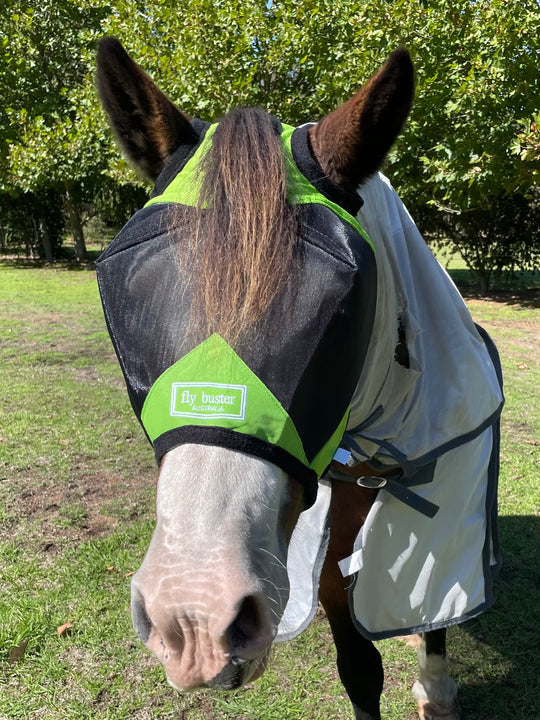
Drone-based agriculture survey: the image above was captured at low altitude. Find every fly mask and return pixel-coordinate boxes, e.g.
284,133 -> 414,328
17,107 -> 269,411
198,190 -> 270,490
96,119 -> 377,507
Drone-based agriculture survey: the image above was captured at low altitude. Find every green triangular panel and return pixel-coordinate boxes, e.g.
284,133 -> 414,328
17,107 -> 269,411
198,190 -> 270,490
141,334 -> 309,468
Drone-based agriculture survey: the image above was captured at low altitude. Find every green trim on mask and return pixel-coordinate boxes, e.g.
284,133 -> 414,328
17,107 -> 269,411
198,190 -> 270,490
144,124 -> 218,209
280,125 -> 374,253
143,122 -> 373,255
310,408 -> 350,477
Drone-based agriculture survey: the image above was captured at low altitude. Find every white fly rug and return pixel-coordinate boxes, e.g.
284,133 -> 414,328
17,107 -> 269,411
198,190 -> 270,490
277,172 -> 503,641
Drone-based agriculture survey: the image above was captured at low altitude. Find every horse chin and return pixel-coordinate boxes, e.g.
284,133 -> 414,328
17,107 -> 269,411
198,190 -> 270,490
244,647 -> 271,683
164,649 -> 271,693
207,649 -> 271,691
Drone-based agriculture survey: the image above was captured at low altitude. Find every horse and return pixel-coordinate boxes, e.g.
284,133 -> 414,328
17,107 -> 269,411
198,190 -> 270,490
96,38 -> 503,720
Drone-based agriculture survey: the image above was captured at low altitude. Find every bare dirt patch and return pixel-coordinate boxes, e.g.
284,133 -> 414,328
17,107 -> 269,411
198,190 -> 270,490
3,470 -> 156,550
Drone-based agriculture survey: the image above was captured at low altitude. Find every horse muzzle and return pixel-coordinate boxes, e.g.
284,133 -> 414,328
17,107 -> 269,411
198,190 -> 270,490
131,579 -> 277,691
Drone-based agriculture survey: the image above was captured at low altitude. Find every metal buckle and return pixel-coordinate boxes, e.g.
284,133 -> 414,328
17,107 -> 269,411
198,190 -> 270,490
355,476 -> 387,489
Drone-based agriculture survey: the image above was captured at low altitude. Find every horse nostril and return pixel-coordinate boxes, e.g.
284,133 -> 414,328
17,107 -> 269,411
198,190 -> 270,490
226,595 -> 272,659
131,595 -> 153,644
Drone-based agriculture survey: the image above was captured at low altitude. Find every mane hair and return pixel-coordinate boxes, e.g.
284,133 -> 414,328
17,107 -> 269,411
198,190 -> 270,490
181,108 -> 298,343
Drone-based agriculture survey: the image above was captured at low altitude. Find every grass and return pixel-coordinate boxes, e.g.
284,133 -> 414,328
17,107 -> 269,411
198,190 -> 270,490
0,260 -> 539,719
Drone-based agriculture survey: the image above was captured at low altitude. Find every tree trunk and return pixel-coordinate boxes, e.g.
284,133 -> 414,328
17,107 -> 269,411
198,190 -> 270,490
39,219 -> 54,264
476,268 -> 491,295
65,185 -> 86,261
31,215 -> 49,262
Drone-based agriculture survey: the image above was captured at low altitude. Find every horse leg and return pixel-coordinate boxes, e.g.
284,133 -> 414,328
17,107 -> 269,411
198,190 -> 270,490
319,482 -> 383,720
320,561 -> 383,720
412,629 -> 460,719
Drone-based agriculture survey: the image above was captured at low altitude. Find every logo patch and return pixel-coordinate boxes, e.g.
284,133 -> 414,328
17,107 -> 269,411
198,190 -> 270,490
170,382 -> 247,420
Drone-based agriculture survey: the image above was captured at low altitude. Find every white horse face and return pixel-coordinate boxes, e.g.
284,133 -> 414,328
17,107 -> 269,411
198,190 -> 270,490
130,444 -> 304,690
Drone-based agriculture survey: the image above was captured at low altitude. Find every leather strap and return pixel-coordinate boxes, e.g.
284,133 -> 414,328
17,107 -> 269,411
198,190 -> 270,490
326,459 -> 439,518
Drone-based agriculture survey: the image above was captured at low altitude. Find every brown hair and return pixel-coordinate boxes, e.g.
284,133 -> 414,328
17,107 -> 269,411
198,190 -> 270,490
180,108 -> 298,344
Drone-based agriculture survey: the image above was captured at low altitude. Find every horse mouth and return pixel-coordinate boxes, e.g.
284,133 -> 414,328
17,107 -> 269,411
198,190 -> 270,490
205,649 -> 271,691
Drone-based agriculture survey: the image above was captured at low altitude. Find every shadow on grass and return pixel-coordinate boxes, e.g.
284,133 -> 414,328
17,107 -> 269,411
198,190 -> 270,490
0,250 -> 101,271
461,286 -> 540,310
448,268 -> 540,309
455,515 -> 540,719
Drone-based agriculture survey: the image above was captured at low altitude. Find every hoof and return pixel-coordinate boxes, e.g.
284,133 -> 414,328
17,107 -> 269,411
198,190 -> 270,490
416,699 -> 461,720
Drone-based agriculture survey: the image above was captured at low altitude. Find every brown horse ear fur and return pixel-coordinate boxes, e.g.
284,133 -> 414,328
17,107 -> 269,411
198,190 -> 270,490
96,37 -> 198,180
309,49 -> 414,191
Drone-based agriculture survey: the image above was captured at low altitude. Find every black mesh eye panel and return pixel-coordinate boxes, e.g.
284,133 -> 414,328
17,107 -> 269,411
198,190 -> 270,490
97,201 -> 376,466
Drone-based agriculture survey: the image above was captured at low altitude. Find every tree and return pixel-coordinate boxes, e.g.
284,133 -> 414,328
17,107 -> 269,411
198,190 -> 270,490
0,190 -> 64,261
387,0 -> 540,289
2,0 -> 539,282
100,0 -> 540,289
0,0 -> 116,260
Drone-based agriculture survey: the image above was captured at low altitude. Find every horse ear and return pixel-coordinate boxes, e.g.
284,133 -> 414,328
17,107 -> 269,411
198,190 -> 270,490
309,49 -> 414,191
96,37 -> 198,180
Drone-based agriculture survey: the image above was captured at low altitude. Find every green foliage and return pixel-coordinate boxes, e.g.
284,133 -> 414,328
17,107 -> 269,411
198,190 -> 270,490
449,192 -> 540,292
0,190 -> 65,258
0,0 -> 109,178
384,0 -> 540,289
0,0 -> 131,259
512,112 -> 540,185
1,0 -> 539,278
92,179 -> 149,230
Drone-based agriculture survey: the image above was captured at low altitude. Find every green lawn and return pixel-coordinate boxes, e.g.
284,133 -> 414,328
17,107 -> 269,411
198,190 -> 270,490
0,261 -> 538,720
